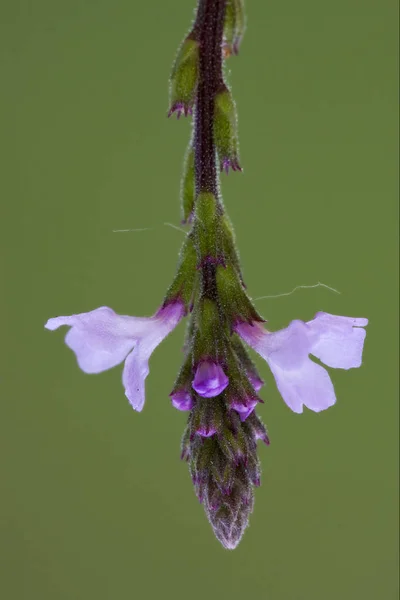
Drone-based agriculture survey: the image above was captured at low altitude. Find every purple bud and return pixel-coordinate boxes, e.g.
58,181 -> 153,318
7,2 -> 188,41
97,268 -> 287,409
221,157 -> 242,174
230,397 -> 258,422
196,425 -> 218,438
244,412 -> 270,446
170,390 -> 194,411
248,372 -> 264,392
168,103 -> 193,119
192,360 -> 229,398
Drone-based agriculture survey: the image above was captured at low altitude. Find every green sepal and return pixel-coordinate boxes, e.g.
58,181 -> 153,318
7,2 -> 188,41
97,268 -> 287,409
216,264 -> 263,325
231,335 -> 264,391
194,192 -> 224,266
164,232 -> 198,310
223,0 -> 246,57
214,86 -> 241,172
191,397 -> 224,438
169,37 -> 199,117
192,298 -> 228,363
181,143 -> 195,223
170,349 -> 193,396
221,214 -> 245,285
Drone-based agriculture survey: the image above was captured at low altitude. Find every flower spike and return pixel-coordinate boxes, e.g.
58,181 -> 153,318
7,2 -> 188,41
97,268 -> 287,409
46,0 -> 368,551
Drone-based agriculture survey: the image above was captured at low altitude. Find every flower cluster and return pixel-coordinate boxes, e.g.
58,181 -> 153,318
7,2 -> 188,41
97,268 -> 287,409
46,0 -> 368,549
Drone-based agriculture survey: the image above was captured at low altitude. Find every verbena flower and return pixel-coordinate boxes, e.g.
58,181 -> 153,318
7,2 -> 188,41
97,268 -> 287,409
235,313 -> 368,414
45,0 -> 369,550
45,301 -> 184,412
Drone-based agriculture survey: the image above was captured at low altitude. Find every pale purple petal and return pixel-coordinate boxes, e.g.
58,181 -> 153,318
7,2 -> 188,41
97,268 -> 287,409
267,359 -> 336,413
192,360 -> 229,398
45,307 -> 149,374
307,312 -> 368,370
252,319 -> 336,412
236,313 -> 368,414
122,302 -> 185,411
45,301 -> 185,411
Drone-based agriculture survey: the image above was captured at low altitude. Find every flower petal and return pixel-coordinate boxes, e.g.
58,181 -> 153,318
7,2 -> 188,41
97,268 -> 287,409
121,302 -> 185,411
258,320 -> 336,413
122,347 -> 149,411
192,360 -> 229,398
45,307 -> 148,373
235,315 -> 365,414
267,359 -> 336,413
307,312 -> 368,370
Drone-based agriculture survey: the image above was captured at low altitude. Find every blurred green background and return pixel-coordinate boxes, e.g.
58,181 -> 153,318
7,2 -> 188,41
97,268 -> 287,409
1,1 -> 398,598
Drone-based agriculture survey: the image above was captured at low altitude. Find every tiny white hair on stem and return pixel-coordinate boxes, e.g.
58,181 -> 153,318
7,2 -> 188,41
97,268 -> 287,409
254,281 -> 341,301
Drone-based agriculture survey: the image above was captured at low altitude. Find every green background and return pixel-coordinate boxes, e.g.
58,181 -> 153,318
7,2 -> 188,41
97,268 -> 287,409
1,1 -> 398,598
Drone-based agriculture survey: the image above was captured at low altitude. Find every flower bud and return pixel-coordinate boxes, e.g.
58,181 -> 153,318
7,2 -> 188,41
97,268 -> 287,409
206,465 -> 254,550
168,37 -> 199,118
170,352 -> 195,411
243,412 -> 270,446
191,397 -> 224,438
223,0 -> 246,58
171,390 -> 194,411
192,359 -> 229,398
214,86 -> 241,173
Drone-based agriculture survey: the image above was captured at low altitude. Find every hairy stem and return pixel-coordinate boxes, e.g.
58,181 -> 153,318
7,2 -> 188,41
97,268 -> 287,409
193,0 -> 226,197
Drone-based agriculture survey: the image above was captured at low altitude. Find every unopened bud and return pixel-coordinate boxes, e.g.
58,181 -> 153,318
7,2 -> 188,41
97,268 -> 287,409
192,359 -> 229,399
168,37 -> 199,118
214,86 -> 241,173
223,0 -> 246,57
206,466 -> 254,550
191,397 -> 224,437
243,412 -> 270,446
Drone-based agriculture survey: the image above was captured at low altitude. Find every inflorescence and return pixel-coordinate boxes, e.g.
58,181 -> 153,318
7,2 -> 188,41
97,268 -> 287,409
45,0 -> 368,550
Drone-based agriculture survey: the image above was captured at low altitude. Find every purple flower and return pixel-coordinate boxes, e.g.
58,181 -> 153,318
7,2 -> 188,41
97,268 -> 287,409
230,396 -> 259,422
170,390 -> 194,411
235,312 -> 368,414
45,300 -> 185,411
247,372 -> 264,392
192,359 -> 229,398
196,424 -> 218,438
